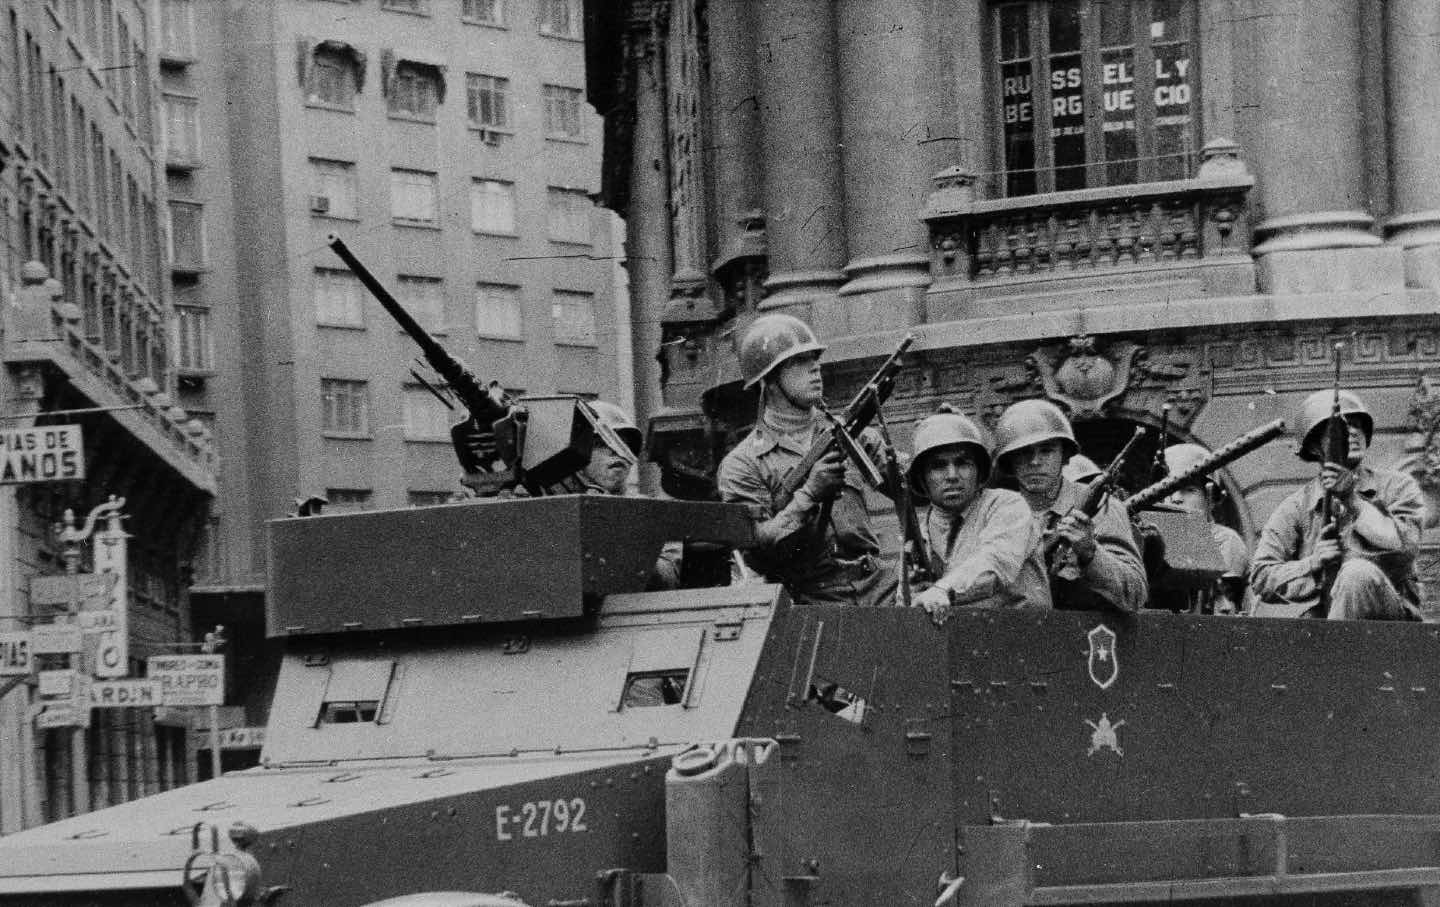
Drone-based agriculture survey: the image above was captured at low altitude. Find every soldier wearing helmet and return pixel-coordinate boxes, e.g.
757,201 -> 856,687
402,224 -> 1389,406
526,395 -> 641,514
1162,442 -> 1250,613
1250,389 -> 1423,620
717,314 -> 895,607
992,399 -> 1147,613
906,406 -> 1050,625
577,400 -> 643,496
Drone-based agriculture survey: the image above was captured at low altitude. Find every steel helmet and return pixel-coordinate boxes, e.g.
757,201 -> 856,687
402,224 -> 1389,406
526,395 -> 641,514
1295,389 -> 1372,462
993,399 -> 1078,467
908,409 -> 991,496
587,400 -> 643,456
738,314 -> 826,388
228,821 -> 259,848
1163,443 -> 1211,483
1062,453 -> 1103,483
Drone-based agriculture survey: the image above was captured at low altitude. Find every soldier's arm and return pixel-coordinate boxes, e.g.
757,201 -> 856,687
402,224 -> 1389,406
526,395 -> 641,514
939,493 -> 1038,604
717,450 -> 822,549
1080,496 -> 1148,613
1248,493 -> 1320,601
1349,472 -> 1424,556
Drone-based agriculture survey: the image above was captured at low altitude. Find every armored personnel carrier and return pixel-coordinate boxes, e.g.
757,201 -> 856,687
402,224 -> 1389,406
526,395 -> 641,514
2,494 -> 1440,906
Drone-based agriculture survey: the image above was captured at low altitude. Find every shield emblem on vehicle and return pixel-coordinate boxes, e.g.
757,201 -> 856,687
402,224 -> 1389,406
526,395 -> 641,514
1087,624 -> 1119,690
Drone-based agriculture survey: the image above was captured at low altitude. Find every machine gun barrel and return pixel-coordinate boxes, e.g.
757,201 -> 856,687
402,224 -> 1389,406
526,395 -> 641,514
774,334 -> 915,510
1124,418 -> 1286,514
327,235 -> 506,428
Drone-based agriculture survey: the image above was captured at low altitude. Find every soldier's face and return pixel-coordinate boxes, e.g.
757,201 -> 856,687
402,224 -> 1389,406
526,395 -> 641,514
1009,441 -> 1065,499
922,447 -> 981,513
1345,420 -> 1368,465
1166,485 -> 1208,515
582,443 -> 632,494
774,352 -> 824,409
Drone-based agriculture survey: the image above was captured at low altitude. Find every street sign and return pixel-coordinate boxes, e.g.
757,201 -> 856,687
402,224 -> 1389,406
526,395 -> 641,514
35,705 -> 89,729
0,632 -> 29,677
92,519 -> 128,680
147,654 -> 224,706
89,679 -> 162,708
30,573 -> 114,607
37,668 -> 75,698
195,726 -> 266,750
29,623 -> 82,655
0,425 -> 85,484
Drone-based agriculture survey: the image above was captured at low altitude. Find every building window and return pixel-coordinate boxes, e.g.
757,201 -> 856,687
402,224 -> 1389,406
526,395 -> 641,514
538,0 -> 578,38
470,179 -> 516,234
315,268 -> 365,327
993,0 -> 1197,197
168,201 -> 206,269
160,0 -> 195,59
547,187 -> 592,244
162,94 -> 199,163
388,62 -> 441,120
403,385 -> 453,440
465,73 -> 509,129
542,84 -> 584,139
310,158 -> 358,219
475,283 -> 523,340
321,380 -> 370,435
408,490 -> 455,506
552,291 -> 595,347
390,168 -> 438,224
397,275 -> 445,333
463,0 -> 503,25
323,488 -> 374,513
307,46 -> 361,110
176,306 -> 213,371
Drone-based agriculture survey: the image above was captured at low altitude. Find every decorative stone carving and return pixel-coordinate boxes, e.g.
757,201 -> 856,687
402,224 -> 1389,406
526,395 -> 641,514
1404,374 -> 1440,491
1030,335 -> 1140,419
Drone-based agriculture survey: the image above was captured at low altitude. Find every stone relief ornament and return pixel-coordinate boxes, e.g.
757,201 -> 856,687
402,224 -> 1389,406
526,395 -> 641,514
1031,335 -> 1141,418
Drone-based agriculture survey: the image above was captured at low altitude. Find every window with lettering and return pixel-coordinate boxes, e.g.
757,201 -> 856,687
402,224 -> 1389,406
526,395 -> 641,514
994,0 -> 1196,196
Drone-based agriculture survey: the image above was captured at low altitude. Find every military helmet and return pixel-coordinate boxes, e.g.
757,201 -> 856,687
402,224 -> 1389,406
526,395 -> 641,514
993,399 -> 1078,467
587,400 -> 643,457
1163,442 -> 1212,484
1062,453 -> 1103,484
1295,389 -> 1372,462
228,821 -> 259,848
908,409 -> 991,496
738,314 -> 826,388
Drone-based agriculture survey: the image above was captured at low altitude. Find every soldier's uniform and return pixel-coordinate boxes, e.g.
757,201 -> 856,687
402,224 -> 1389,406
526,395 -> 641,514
907,410 -> 1049,609
993,399 -> 1148,614
1250,390 -> 1424,620
717,314 -> 895,608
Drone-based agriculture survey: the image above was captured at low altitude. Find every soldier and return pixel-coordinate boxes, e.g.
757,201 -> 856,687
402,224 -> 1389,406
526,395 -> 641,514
1162,442 -> 1250,614
578,400 -> 643,496
907,408 -> 1049,625
1250,390 -> 1423,620
717,313 -> 895,607
992,399 -> 1148,613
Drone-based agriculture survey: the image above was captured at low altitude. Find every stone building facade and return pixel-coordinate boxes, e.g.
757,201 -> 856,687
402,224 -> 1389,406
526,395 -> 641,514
586,0 -> 1440,600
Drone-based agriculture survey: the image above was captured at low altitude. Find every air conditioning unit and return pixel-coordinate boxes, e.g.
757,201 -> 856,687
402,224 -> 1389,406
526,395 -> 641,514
309,195 -> 331,214
479,128 -> 501,147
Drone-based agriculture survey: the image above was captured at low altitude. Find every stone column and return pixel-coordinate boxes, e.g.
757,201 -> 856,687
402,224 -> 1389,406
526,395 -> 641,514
626,4 -> 673,494
665,0 -> 710,302
828,0 -> 937,335
755,0 -> 845,318
1250,0 -> 1402,293
1384,0 -> 1440,287
705,0 -> 765,281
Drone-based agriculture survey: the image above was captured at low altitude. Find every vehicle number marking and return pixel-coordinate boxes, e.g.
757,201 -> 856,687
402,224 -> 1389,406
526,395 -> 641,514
495,797 -> 588,841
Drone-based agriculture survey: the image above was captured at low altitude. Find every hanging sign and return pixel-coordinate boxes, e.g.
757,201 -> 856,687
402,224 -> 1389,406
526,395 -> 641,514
0,425 -> 85,484
0,632 -> 29,676
148,654 -> 225,706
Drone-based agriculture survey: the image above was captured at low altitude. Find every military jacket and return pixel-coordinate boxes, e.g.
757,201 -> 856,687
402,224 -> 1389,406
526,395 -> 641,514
1032,478 -> 1149,612
921,487 -> 1051,609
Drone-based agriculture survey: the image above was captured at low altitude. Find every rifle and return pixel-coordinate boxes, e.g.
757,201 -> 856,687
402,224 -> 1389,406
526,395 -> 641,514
1152,402 -> 1172,484
1124,419 -> 1287,514
874,408 -> 925,608
1317,342 -> 1349,612
1044,427 -> 1146,577
773,334 -> 916,511
327,235 -> 509,473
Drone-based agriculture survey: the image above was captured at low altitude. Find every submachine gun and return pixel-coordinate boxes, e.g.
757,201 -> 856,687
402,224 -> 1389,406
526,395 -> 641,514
1044,426 -> 1146,579
773,333 -> 916,513
327,235 -> 630,496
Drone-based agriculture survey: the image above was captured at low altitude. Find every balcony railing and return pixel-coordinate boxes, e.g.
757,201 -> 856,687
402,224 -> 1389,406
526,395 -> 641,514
923,139 -> 1255,313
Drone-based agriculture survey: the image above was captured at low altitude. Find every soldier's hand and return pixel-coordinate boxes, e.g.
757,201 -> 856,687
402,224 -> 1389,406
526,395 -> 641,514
1311,520 -> 1343,568
450,416 -> 497,473
802,449 -> 847,502
1319,462 -> 1358,500
1055,510 -> 1099,566
913,585 -> 953,626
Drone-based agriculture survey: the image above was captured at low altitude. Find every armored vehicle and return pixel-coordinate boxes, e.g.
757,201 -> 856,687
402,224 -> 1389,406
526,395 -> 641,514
2,494 -> 1440,906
